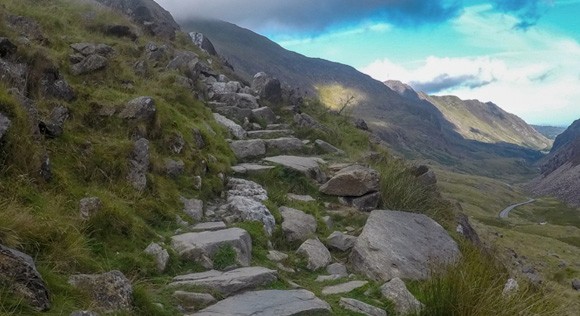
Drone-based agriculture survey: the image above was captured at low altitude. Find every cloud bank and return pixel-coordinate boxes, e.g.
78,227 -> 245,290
492,0 -> 550,29
156,0 -> 461,32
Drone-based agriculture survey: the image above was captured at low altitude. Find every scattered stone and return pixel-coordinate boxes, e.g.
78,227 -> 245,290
251,106 -> 277,124
354,118 -> 369,131
79,197 -> 102,220
191,221 -> 227,232
263,155 -> 326,183
118,96 -> 156,121
326,231 -> 356,251
39,106 -> 69,138
296,238 -> 331,271
194,289 -> 331,316
167,132 -> 185,154
267,250 -> 288,262
351,210 -> 460,281
164,159 -> 184,178
70,43 -> 113,56
214,106 -> 251,123
40,153 -> 52,182
0,59 -> 27,93
68,270 -> 133,313
180,197 -> 203,221
315,275 -> 343,282
327,263 -> 348,277
170,228 -> 252,268
127,138 -> 149,191
287,193 -> 316,202
322,280 -> 368,295
227,178 -> 268,201
173,291 -> 216,312
71,54 -> 108,75
6,15 -> 47,44
320,165 -> 380,197
144,242 -> 169,273
455,213 -> 481,245
0,113 -> 10,140
280,206 -> 317,243
265,137 -> 304,153
340,298 -> 386,316
503,278 -> 518,296
315,139 -> 345,155
0,37 -> 17,57
189,32 -> 217,56
380,277 -> 423,315
230,139 -> 266,160
0,244 -> 50,311
70,311 -> 99,316
417,169 -> 437,186
225,196 -> 276,235
341,192 -> 381,212
170,267 -> 277,296
232,163 -> 275,175
322,216 -> 334,229
40,70 -> 75,101
192,128 -> 206,149
572,279 -> 580,291
213,113 -> 246,139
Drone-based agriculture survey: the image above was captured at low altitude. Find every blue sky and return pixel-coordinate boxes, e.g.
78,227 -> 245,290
158,0 -> 580,126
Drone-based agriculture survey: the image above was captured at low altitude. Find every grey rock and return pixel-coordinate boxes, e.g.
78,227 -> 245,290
225,196 -> 275,235
39,106 -> 69,139
70,43 -> 113,56
189,32 -> 217,56
144,42 -> 171,63
70,311 -> 99,316
0,112 -> 11,140
322,280 -> 368,295
144,242 -> 169,273
230,139 -> 266,160
227,178 -> 268,201
340,298 -> 386,316
68,270 -> 132,313
231,163 -> 275,175
40,70 -> 75,101
173,291 -> 216,312
209,81 -> 242,95
294,113 -> 325,130
118,96 -> 156,121
214,106 -> 252,123
280,206 -> 317,243
315,275 -> 344,282
247,129 -> 294,139
315,139 -> 345,155
354,118 -> 369,131
192,128 -> 206,149
0,37 -> 17,57
191,221 -> 227,232
193,176 -> 202,190
455,213 -> 481,245
168,132 -> 185,154
263,155 -> 326,183
164,159 -> 184,178
251,72 -> 282,103
351,210 -> 460,281
193,289 -> 331,316
326,263 -> 348,277
79,197 -> 102,220
341,192 -> 381,212
502,278 -> 518,295
71,54 -> 108,75
418,169 -> 437,186
171,228 -> 252,268
296,238 -> 331,271
213,113 -> 246,139
380,277 -> 423,315
213,92 -> 260,109
180,197 -> 203,221
166,51 -> 201,80
326,231 -> 356,251
127,138 -> 149,191
572,279 -> 580,291
320,165 -> 380,197
251,107 -> 277,124
0,244 -> 50,311
170,267 -> 277,296
265,137 -> 304,153
267,250 -> 288,262
0,58 -> 28,93
287,193 -> 315,202
40,153 -> 52,182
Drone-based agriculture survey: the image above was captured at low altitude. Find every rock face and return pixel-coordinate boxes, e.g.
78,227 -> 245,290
225,196 -> 276,235
326,231 -> 356,251
296,238 -> 331,271
170,267 -> 277,296
339,298 -> 386,316
230,139 -> 266,160
0,245 -> 50,311
144,242 -> 169,273
351,210 -> 460,281
380,277 -> 423,315
171,228 -> 252,268
251,72 -> 282,103
280,206 -> 317,243
189,32 -> 217,56
193,289 -> 332,316
127,138 -> 149,191
0,58 -> 28,93
320,165 -> 380,197
68,270 -> 133,312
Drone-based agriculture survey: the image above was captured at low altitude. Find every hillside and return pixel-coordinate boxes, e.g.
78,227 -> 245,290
180,18 -> 546,179
531,125 -> 567,140
528,119 -> 580,206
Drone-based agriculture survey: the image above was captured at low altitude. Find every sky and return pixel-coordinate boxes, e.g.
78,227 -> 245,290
157,0 -> 580,126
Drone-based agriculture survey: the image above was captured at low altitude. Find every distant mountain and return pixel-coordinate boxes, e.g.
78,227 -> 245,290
180,18 -> 545,176
531,125 -> 567,141
528,119 -> 580,206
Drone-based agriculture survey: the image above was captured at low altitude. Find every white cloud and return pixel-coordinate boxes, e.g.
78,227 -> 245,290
359,4 -> 580,126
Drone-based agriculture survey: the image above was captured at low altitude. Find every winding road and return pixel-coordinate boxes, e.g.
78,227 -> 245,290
499,199 -> 536,218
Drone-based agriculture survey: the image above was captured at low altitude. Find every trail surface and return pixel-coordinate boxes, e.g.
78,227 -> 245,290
499,199 -> 536,218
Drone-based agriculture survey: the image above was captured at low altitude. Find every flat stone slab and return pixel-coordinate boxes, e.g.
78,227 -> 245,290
263,155 -> 326,182
170,267 -> 277,296
247,130 -> 294,139
339,298 -> 387,316
191,289 -> 332,316
232,163 -> 275,175
190,221 -> 227,232
321,280 -> 368,295
287,193 -> 316,202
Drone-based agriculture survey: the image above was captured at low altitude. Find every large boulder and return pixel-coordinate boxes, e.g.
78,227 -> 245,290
189,32 -> 217,56
280,206 -> 317,243
251,72 -> 282,103
214,106 -> 252,123
296,238 -> 331,271
225,196 -> 276,235
171,228 -> 252,268
315,139 -> 344,155
351,210 -> 460,281
230,139 -> 266,160
127,138 -> 149,191
118,96 -> 156,121
68,270 -> 133,313
263,155 -> 326,183
169,267 -> 277,296
380,277 -> 423,314
320,165 -> 380,197
194,289 -> 331,316
39,106 -> 69,138
213,113 -> 246,139
340,192 -> 381,212
0,245 -> 50,311
251,107 -> 277,124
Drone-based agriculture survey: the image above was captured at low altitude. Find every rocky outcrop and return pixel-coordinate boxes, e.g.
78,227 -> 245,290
296,238 -> 331,271
0,245 -> 50,311
194,289 -> 331,315
68,270 -> 133,313
189,32 -> 217,56
169,267 -> 277,296
280,206 -> 317,243
320,165 -> 380,197
380,277 -> 423,314
350,210 -> 460,281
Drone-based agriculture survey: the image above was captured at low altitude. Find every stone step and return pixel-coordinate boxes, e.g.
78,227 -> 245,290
190,221 -> 227,232
247,129 -> 294,139
321,280 -> 368,295
263,155 -> 326,183
232,163 -> 275,175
